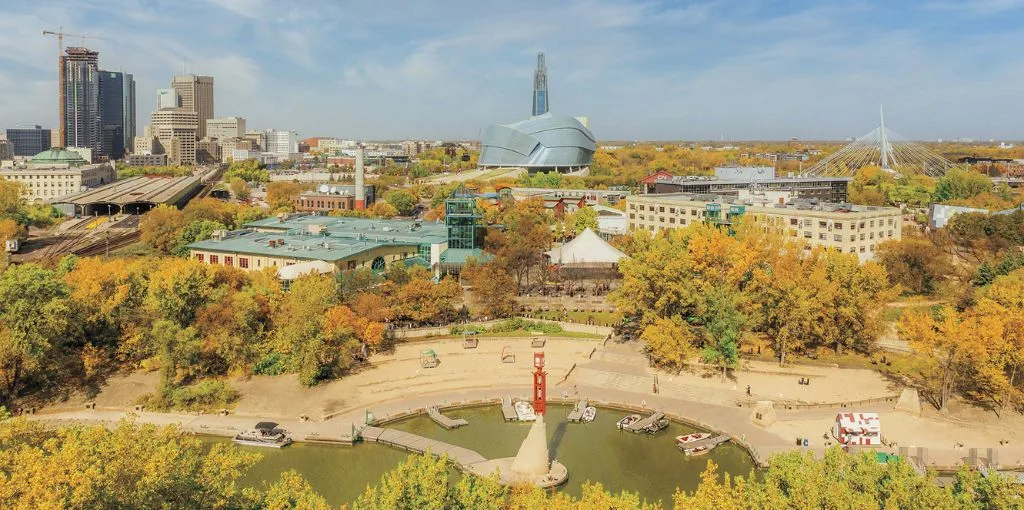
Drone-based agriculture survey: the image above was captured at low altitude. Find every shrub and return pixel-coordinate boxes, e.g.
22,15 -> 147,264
253,353 -> 287,376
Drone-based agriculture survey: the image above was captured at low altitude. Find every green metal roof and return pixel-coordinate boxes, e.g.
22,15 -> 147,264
397,256 -> 431,269
439,248 -> 493,265
30,148 -> 87,166
188,230 -> 420,262
245,215 -> 449,245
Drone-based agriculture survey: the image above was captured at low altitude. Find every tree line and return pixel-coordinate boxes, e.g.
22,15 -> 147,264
0,255 -> 463,409
614,222 -> 897,374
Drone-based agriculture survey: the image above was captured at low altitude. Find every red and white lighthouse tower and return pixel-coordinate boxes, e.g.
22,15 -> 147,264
532,352 -> 546,416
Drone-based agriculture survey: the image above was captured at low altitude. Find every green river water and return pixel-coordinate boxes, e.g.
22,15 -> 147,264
228,404 -> 756,506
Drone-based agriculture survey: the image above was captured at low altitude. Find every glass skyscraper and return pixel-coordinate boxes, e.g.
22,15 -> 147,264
63,47 -> 101,156
532,53 -> 548,117
98,71 -> 135,159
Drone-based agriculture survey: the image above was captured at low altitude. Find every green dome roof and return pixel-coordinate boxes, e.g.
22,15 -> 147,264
30,148 -> 88,166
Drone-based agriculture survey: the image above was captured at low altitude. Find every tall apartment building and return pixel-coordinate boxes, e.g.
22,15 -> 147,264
62,47 -> 101,156
171,75 -> 214,139
156,88 -> 179,109
264,129 -> 297,156
206,117 -> 245,140
626,193 -> 902,262
5,126 -> 52,156
151,107 -> 198,165
98,71 -> 135,159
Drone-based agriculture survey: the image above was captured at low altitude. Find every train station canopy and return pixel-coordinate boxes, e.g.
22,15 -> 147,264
544,228 -> 625,266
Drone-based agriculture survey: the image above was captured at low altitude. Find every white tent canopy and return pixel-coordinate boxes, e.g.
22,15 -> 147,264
545,228 -> 626,266
277,260 -> 336,281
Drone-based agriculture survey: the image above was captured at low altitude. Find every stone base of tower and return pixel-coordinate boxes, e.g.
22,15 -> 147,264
466,415 -> 568,488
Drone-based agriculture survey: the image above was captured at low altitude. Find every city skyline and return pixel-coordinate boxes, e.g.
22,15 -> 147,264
0,0 -> 1022,141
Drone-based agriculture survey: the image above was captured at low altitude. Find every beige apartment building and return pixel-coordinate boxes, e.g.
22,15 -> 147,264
172,75 -> 214,139
626,193 -> 902,261
206,116 -> 245,140
151,108 -> 198,165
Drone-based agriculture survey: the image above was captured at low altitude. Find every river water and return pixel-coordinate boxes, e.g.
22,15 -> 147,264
230,404 -> 756,506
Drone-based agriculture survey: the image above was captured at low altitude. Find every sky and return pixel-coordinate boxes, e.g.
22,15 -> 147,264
0,0 -> 1022,141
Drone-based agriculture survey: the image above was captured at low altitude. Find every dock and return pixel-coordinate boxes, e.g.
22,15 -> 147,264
567,399 -> 589,423
427,406 -> 468,429
624,411 -> 667,433
681,434 -> 732,449
500,396 -> 517,422
359,426 -> 487,468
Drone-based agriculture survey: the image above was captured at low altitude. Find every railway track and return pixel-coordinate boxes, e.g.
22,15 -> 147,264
72,230 -> 142,257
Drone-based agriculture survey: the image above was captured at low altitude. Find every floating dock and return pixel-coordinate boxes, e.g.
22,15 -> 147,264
427,406 -> 468,429
567,399 -> 589,423
360,426 -> 486,468
500,396 -> 517,422
624,411 -> 668,433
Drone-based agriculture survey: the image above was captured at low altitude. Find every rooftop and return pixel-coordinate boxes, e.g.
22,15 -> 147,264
630,193 -> 899,215
245,214 -> 449,245
188,229 -> 422,262
656,175 -> 851,186
53,175 -> 200,206
29,148 -> 88,167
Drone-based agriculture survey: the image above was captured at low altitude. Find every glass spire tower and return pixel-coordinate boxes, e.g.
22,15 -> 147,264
531,53 -> 548,116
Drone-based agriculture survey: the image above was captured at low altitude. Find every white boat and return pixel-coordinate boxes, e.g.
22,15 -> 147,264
514,400 -> 536,421
581,406 -> 597,423
675,432 -> 711,445
616,414 -> 642,430
233,422 -> 293,448
684,445 -> 714,456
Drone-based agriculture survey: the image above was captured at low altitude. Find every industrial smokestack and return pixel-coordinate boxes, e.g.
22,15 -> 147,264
355,145 -> 366,210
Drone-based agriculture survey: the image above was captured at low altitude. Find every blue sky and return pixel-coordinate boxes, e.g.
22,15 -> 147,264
1,0 -> 1022,141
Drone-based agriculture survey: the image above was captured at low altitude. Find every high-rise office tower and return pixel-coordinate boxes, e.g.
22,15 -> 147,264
63,47 -> 101,157
98,71 -> 136,159
532,53 -> 549,116
151,107 -> 198,165
171,75 -> 214,139
205,117 -> 246,140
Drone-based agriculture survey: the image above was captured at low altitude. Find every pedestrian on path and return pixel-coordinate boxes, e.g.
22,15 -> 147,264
746,385 -> 751,396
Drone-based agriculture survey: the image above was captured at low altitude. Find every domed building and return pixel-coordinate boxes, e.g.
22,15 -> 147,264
27,148 -> 89,168
0,148 -> 115,203
478,113 -> 596,172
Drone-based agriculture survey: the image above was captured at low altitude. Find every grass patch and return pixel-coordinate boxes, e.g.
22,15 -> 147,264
883,303 -> 940,323
526,310 -> 622,326
139,380 -> 239,412
110,241 -> 159,258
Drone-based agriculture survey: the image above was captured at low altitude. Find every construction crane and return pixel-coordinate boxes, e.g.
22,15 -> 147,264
42,28 -> 104,148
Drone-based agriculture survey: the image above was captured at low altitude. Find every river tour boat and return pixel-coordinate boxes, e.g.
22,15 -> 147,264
233,422 -> 293,448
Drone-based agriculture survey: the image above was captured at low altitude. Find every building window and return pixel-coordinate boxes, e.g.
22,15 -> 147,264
629,213 -> 635,219
210,255 -> 219,264
659,217 -> 665,223
888,230 -> 893,237
869,232 -> 874,239
669,208 -> 676,214
239,258 -> 249,269
681,219 -> 687,225
835,223 -> 843,230
819,233 -> 826,240
790,218 -> 798,225
849,247 -> 856,253
195,253 -> 204,263
859,222 -> 865,229
859,246 -> 866,253
669,217 -> 676,224
803,231 -> 812,238
819,221 -> 827,228
849,235 -> 855,242
834,234 -> 842,241
347,260 -> 356,270
659,206 -> 665,212
870,220 -> 875,227
860,234 -> 865,240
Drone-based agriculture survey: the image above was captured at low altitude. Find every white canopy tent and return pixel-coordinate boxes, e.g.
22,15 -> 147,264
545,228 -> 626,266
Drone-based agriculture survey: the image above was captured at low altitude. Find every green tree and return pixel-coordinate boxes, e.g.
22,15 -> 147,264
0,265 -> 71,405
172,220 -> 228,257
699,286 -> 746,380
566,205 -> 599,236
934,168 -> 992,203
641,317 -> 696,371
385,190 -> 417,216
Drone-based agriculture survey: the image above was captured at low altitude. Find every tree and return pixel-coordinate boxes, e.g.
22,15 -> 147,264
266,182 -> 303,211
368,201 -> 398,219
461,259 -> 517,318
877,235 -> 953,295
385,190 -> 417,216
224,158 -> 269,183
640,317 -> 696,372
229,177 -> 251,200
140,205 -> 187,254
146,259 -> 216,327
699,286 -> 746,380
898,306 -> 987,410
933,168 -> 992,203
565,206 -> 599,236
0,218 -> 25,244
0,265 -> 71,405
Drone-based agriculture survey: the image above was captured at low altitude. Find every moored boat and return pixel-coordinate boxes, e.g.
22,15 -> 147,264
233,422 -> 293,448
616,414 -> 642,430
675,432 -> 711,445
514,400 -> 537,421
581,406 -> 596,423
683,445 -> 714,456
